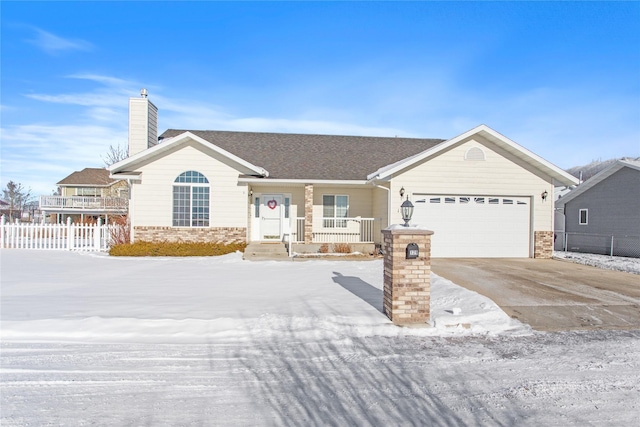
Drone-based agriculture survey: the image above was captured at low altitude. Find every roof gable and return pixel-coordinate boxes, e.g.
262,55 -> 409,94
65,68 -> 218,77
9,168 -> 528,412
57,168 -> 116,187
367,125 -> 578,187
110,131 -> 269,177
556,159 -> 640,206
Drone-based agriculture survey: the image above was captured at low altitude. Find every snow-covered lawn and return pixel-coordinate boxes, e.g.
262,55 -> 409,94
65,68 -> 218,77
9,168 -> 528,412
554,251 -> 640,275
1,250 -> 639,425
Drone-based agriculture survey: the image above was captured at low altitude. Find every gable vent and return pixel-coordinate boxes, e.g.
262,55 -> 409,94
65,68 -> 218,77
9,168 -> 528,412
464,147 -> 485,161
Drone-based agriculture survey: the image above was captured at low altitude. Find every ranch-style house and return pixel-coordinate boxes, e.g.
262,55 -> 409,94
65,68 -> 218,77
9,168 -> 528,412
109,91 -> 578,258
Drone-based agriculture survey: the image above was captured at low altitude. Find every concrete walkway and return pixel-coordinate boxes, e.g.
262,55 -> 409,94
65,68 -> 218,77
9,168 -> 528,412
431,258 -> 640,331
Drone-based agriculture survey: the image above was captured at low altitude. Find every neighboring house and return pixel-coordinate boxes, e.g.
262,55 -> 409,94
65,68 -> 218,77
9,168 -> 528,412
0,199 -> 11,219
109,91 -> 578,258
556,159 -> 640,257
39,167 -> 129,223
0,198 -> 39,223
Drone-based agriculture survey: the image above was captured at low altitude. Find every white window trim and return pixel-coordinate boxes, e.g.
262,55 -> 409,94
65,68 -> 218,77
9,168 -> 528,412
579,208 -> 588,225
172,172 -> 211,228
322,194 -> 349,228
76,187 -> 101,197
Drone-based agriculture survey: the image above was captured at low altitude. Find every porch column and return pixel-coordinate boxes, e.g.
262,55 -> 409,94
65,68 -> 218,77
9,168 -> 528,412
304,184 -> 313,244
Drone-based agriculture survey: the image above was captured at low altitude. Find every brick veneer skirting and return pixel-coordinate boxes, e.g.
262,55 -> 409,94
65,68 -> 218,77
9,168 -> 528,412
382,228 -> 433,325
534,230 -> 553,259
134,226 -> 247,244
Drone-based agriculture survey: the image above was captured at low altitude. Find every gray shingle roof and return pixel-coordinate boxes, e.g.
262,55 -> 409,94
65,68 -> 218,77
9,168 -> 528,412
57,168 -> 116,186
159,129 -> 445,180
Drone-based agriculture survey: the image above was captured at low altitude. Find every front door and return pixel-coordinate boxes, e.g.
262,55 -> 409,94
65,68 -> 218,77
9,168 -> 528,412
260,194 -> 283,240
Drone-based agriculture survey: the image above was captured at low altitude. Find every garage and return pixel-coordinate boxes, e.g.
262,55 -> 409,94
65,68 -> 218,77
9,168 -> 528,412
412,195 -> 531,257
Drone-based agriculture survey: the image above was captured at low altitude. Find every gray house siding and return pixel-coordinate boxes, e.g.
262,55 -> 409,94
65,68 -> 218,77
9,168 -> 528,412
563,167 -> 640,256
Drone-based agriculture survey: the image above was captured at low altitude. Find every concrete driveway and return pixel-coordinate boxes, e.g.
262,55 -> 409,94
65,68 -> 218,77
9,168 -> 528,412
431,258 -> 640,331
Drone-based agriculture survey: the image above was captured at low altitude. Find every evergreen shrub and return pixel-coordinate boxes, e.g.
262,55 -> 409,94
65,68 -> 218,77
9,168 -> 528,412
109,241 -> 246,257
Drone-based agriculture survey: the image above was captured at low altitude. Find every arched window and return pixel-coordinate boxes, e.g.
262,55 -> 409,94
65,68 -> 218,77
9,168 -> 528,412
173,171 -> 210,227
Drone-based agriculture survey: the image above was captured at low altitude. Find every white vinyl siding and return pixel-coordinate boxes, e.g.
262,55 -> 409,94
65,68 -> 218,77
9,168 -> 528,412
128,97 -> 158,156
130,143 -> 248,228
390,137 -> 553,234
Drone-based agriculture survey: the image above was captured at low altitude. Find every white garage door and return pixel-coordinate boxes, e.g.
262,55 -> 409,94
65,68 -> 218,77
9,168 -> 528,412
412,195 -> 531,257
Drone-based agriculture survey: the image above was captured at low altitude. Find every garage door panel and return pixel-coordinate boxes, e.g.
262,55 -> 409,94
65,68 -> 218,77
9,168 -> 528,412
413,195 -> 530,257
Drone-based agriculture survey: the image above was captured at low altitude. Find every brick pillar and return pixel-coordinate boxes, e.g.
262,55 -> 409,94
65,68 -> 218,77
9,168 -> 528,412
382,227 -> 433,325
534,230 -> 553,258
304,184 -> 313,244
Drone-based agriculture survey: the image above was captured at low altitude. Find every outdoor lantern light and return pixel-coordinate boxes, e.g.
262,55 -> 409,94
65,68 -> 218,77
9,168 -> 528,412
401,196 -> 414,227
399,186 -> 405,198
541,190 -> 548,201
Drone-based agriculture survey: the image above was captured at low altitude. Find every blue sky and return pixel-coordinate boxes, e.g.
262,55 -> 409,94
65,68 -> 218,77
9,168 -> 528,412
1,1 -> 639,196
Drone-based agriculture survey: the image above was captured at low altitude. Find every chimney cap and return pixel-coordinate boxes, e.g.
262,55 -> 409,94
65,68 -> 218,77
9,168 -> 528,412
140,88 -> 148,98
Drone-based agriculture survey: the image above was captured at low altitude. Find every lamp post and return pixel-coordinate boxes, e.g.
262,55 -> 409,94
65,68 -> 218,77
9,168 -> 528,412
401,196 -> 414,227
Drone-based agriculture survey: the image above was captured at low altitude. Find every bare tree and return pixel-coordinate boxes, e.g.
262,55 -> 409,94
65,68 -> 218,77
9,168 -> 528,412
102,144 -> 128,166
2,181 -> 34,221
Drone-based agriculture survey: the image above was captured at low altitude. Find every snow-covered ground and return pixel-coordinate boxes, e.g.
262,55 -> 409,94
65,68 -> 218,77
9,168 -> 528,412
1,250 -> 639,425
554,251 -> 640,275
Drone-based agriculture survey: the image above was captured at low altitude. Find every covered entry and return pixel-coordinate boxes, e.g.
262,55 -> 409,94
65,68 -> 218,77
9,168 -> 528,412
252,193 -> 293,241
412,195 -> 531,257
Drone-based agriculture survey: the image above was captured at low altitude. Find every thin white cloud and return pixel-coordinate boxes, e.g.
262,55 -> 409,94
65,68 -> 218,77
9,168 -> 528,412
25,74 -> 140,108
224,117 -> 407,137
68,74 -> 133,87
1,123 -> 128,195
26,28 -> 93,55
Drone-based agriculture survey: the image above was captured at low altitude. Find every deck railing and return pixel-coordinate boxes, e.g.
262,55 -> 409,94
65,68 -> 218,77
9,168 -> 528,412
39,196 -> 128,211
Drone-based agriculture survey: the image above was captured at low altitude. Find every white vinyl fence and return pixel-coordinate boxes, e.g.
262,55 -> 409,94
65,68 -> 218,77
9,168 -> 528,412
0,216 -> 118,251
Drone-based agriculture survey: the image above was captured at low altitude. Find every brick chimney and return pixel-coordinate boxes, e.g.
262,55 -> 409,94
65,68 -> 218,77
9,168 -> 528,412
128,88 -> 158,157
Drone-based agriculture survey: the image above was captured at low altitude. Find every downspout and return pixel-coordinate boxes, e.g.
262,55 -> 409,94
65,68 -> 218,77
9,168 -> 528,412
374,183 -> 391,230
562,201 -> 567,252
127,179 -> 134,243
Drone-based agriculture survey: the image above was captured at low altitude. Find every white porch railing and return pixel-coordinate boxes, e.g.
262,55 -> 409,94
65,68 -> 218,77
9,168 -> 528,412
39,195 -> 128,211
291,217 -> 306,243
290,217 -> 378,243
0,216 -> 117,251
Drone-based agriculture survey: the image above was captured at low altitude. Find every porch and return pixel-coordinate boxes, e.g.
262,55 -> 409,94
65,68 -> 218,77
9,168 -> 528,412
247,183 -> 386,250
246,216 -> 379,259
